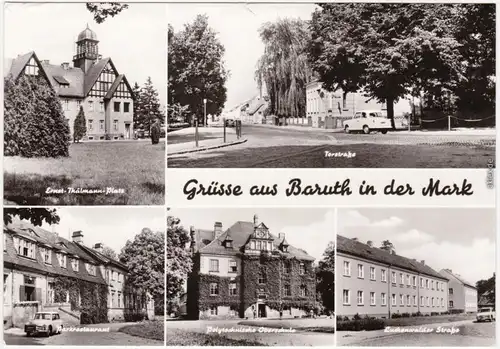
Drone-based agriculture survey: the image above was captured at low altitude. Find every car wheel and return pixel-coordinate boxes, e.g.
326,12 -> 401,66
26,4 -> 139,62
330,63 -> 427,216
26,332 -> 31,337
362,125 -> 370,134
381,130 -> 388,134
47,326 -> 52,337
344,125 -> 350,134
57,325 -> 63,334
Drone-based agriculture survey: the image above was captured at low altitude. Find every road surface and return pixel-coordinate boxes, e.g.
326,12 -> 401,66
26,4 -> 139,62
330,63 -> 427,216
167,125 -> 495,168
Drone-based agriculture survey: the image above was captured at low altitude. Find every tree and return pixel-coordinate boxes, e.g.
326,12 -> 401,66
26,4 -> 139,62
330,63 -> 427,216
380,240 -> 394,250
119,228 -> 165,302
309,3 -> 465,128
134,77 -> 163,132
86,3 -> 129,23
73,105 -> 86,143
476,274 -> 495,306
4,75 -> 70,157
150,120 -> 161,145
255,18 -> 312,119
101,246 -> 118,260
316,242 -> 335,314
169,15 -> 229,125
167,216 -> 192,302
4,208 -> 60,227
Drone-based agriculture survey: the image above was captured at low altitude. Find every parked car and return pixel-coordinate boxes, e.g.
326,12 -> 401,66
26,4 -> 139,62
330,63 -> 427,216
25,312 -> 63,337
476,307 -> 495,322
344,110 -> 391,134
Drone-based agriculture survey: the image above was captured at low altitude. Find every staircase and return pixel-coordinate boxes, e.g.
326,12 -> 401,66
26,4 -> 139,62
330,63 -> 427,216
43,304 -> 81,326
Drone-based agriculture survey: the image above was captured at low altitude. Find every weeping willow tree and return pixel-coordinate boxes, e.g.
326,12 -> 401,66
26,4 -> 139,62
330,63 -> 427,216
255,18 -> 312,120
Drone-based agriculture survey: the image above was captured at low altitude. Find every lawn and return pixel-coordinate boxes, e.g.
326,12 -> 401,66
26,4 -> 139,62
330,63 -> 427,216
385,314 -> 476,327
4,140 -> 165,205
240,318 -> 335,333
119,320 -> 164,341
166,328 -> 265,346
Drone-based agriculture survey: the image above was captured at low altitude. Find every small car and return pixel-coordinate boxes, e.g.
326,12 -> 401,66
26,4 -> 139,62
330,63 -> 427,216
476,307 -> 495,322
25,311 -> 63,337
343,110 -> 391,134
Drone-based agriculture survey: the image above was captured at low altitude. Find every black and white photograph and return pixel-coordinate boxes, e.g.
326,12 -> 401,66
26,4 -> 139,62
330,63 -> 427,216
167,2 -> 495,168
3,3 -> 166,205
3,207 -> 165,345
336,208 -> 496,347
166,208 -> 335,346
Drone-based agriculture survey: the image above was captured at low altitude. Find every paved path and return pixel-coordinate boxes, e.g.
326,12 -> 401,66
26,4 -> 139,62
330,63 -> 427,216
4,322 -> 163,346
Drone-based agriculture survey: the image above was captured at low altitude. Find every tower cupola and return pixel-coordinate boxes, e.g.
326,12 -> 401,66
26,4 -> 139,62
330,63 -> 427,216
73,24 -> 101,73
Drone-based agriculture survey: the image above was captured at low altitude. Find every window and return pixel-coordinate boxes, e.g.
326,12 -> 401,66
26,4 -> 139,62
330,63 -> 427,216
88,119 -> 93,131
71,258 -> 79,271
63,100 -> 70,111
370,267 -> 375,280
343,261 -> 351,276
284,262 -> 291,274
400,294 -> 404,305
420,296 -> 424,306
370,292 -> 376,305
357,264 -> 364,278
413,295 -> 417,306
412,276 -> 417,287
229,260 -> 237,273
15,238 -> 36,259
391,294 -> 396,306
432,297 -> 435,307
420,277 -> 424,288
381,293 -> 387,306
284,284 -> 291,296
407,274 -> 411,285
209,259 -> 219,272
449,288 -> 453,295
99,102 -> 104,112
229,282 -> 237,296
299,263 -> 306,275
114,102 -> 120,112
112,271 -> 116,281
343,290 -> 350,305
210,283 -> 218,296
391,272 -> 396,284
441,298 -> 444,307
113,120 -> 118,131
258,271 -> 267,284
57,253 -> 67,268
210,306 -> 218,315
256,241 -> 262,250
300,285 -> 307,297
406,295 -> 410,306
400,273 -> 404,284
250,241 -> 255,249
88,100 -> 94,111
40,247 -> 51,264
86,263 -> 96,276
449,300 -> 454,308
426,297 -> 430,307
124,102 -> 130,113
426,279 -> 429,289
357,291 -> 364,305
431,280 -> 435,290
111,291 -> 115,307
99,120 -> 104,130
381,269 -> 387,282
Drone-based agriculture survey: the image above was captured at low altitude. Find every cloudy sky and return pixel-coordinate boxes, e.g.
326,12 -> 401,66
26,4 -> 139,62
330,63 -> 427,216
169,208 -> 334,262
38,207 -> 165,256
4,3 -> 166,107
168,3 -> 317,111
338,208 -> 496,284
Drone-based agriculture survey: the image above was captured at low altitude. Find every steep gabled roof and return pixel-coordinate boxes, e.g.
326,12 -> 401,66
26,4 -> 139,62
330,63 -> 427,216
440,269 -> 476,289
42,63 -> 85,98
199,221 -> 315,261
337,235 -> 448,281
83,57 -> 113,96
4,51 -> 52,86
104,74 -> 134,100
76,243 -> 128,272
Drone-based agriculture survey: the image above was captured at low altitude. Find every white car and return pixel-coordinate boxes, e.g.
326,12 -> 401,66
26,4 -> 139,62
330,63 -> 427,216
476,307 -> 495,322
343,110 -> 392,134
25,311 -> 63,336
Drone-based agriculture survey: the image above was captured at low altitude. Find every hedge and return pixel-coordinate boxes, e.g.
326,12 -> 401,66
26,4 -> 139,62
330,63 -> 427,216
337,318 -> 386,331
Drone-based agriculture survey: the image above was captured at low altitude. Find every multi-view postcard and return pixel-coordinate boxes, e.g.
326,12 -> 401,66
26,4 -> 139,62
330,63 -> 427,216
167,2 -> 495,169
3,3 -> 166,205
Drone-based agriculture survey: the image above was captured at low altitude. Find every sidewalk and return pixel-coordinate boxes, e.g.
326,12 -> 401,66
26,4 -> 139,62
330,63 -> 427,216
250,123 -> 343,133
337,319 -> 473,346
167,136 -> 247,156
396,128 -> 496,136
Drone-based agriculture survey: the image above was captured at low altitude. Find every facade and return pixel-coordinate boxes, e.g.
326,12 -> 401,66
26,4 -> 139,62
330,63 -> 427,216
186,215 -> 316,319
241,96 -> 268,124
440,269 -> 478,313
3,219 -> 154,328
306,80 -> 409,129
337,236 -> 449,318
4,25 -> 134,141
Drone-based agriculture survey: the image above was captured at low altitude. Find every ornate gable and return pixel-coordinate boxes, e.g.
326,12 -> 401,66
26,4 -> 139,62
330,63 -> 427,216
89,61 -> 118,98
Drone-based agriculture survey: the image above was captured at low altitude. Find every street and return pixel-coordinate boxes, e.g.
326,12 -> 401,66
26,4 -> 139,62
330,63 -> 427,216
167,125 -> 495,168
3,323 -> 163,346
338,320 -> 495,347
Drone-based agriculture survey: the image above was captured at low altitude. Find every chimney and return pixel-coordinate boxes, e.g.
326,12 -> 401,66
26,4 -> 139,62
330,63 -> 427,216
42,59 -> 49,65
94,243 -> 103,253
352,237 -> 358,241
253,214 -> 259,227
61,62 -> 69,70
421,260 -> 425,265
278,233 -> 285,240
367,240 -> 373,247
214,222 -> 223,240
72,231 -> 83,244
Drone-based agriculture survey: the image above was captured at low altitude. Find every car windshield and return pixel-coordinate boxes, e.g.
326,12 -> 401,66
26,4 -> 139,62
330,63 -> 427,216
35,313 -> 52,320
479,308 -> 492,313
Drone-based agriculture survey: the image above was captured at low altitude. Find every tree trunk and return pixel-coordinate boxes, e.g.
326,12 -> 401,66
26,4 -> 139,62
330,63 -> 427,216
387,97 -> 396,129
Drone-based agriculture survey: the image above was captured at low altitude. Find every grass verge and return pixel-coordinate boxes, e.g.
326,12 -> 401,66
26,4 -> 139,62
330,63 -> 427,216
166,329 -> 265,346
119,321 -> 164,341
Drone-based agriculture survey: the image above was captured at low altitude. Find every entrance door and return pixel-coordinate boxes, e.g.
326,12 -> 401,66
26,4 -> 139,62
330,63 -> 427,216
258,304 -> 266,318
125,123 -> 131,139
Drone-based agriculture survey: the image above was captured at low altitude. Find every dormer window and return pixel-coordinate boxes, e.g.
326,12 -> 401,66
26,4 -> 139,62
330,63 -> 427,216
13,237 -> 36,259
225,241 -> 232,248
299,263 -> 306,275
57,253 -> 67,268
40,247 -> 52,264
71,258 -> 79,271
86,263 -> 96,276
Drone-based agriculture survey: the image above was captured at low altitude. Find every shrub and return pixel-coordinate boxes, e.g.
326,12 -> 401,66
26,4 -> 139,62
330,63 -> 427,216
391,313 -> 402,319
151,121 -> 161,144
4,75 -> 70,157
73,105 -> 86,142
401,312 -> 411,318
336,318 -> 386,331
353,313 -> 362,320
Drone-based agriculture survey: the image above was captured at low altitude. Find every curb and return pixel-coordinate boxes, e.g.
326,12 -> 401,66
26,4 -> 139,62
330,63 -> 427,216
167,138 -> 248,156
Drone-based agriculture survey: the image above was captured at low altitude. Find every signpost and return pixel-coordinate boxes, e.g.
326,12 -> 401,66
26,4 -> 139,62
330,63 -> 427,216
203,98 -> 207,127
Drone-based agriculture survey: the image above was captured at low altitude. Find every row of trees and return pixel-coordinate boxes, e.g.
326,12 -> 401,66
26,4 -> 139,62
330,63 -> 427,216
168,15 -> 229,125
256,3 -> 494,128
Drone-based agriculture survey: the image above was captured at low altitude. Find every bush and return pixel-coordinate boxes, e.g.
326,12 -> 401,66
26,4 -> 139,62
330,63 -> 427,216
4,75 -> 70,157
151,121 -> 161,144
336,318 -> 386,331
391,313 -> 402,319
73,105 -> 86,142
402,312 -> 411,318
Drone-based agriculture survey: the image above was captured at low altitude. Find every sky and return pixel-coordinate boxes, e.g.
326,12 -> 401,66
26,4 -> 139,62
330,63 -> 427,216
168,3 -> 317,111
38,207 -> 165,256
169,208 -> 335,262
4,2 -> 166,107
338,208 -> 496,285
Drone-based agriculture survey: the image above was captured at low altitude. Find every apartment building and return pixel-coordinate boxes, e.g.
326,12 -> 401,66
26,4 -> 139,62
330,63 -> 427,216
440,268 -> 478,313
337,235 -> 449,318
